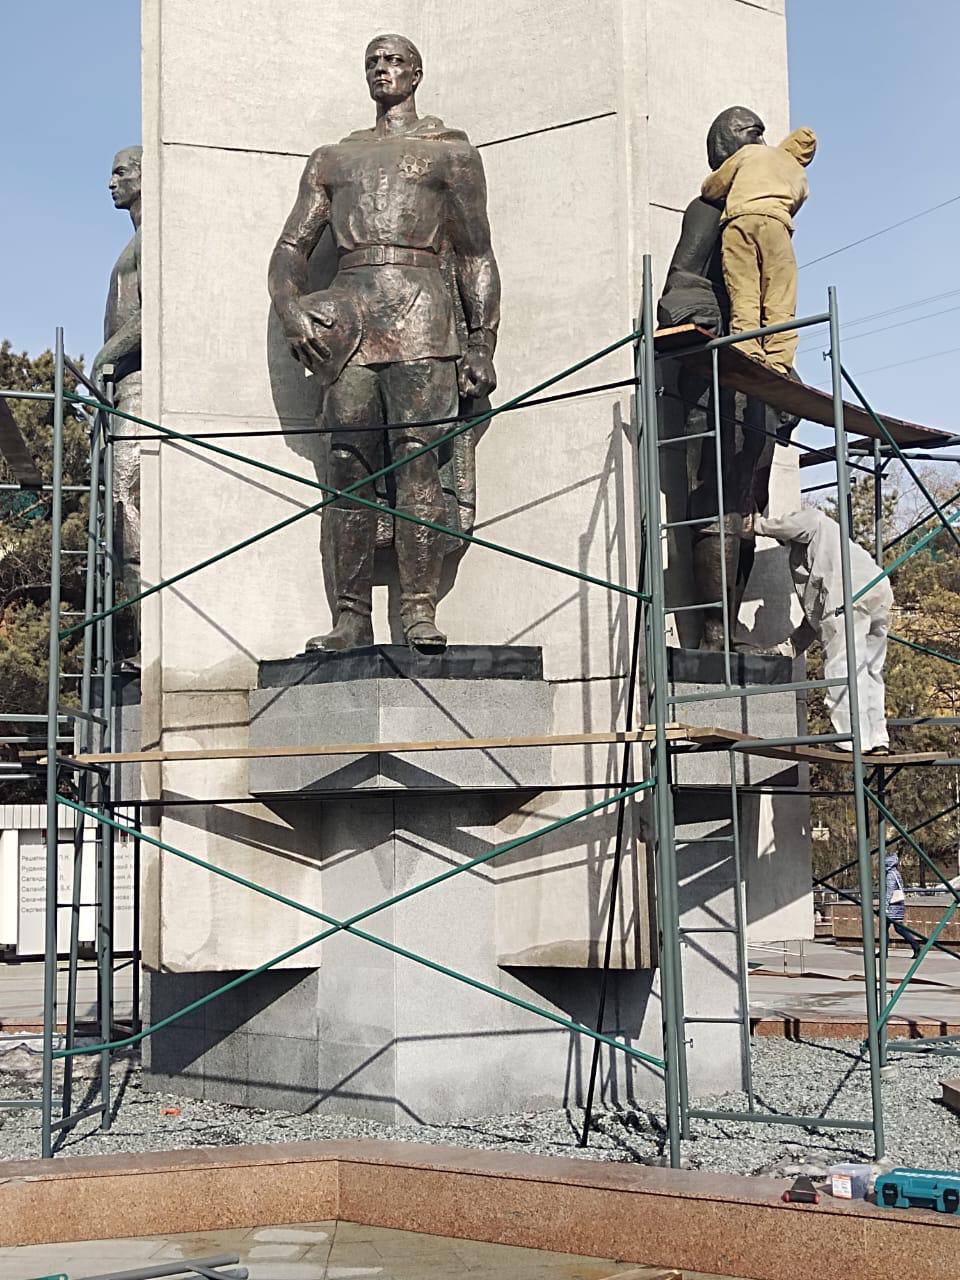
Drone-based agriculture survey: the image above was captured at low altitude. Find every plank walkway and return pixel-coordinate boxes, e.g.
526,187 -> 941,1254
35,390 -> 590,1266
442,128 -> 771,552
653,323 -> 952,449
51,723 -> 948,769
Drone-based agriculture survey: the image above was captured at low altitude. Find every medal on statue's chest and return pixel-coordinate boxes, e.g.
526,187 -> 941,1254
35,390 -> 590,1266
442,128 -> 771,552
398,153 -> 430,178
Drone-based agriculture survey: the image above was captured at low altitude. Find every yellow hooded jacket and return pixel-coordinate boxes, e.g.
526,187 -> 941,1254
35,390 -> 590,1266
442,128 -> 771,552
701,127 -> 817,232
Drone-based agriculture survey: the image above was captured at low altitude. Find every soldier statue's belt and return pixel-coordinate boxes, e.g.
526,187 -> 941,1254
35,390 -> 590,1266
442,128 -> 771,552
339,245 -> 439,270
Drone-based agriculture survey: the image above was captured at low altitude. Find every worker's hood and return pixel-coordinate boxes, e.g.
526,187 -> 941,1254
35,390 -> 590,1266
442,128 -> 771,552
781,127 -> 817,166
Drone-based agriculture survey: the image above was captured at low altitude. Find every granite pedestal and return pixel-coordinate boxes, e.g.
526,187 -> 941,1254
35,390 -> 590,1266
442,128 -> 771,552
145,646 -> 656,1119
143,642 -> 812,1114
249,645 -> 553,795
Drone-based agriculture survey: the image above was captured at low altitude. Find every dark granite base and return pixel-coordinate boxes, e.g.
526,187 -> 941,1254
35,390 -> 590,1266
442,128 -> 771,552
667,646 -> 798,687
258,644 -> 543,687
91,670 -> 141,708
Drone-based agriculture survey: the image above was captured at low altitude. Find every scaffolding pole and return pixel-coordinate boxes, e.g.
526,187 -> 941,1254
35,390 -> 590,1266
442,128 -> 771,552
98,375 -> 116,1133
61,396 -> 104,1118
18,272 -> 960,1160
829,287 -> 885,1158
639,256 -> 683,1167
873,439 -> 890,1067
41,329 -> 66,1159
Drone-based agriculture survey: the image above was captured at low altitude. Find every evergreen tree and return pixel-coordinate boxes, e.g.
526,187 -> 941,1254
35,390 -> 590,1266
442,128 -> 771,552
808,469 -> 960,889
0,342 -> 90,792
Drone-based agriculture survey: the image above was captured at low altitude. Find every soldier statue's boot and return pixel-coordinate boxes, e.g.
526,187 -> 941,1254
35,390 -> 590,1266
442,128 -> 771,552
396,493 -> 446,653
733,639 -> 782,657
692,519 -> 741,650
306,607 -> 374,652
700,615 -> 727,651
402,608 -> 447,653
119,559 -> 142,671
308,503 -> 377,651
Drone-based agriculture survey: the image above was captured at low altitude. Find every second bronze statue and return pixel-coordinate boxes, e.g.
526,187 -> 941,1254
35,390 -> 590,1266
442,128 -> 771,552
269,33 -> 501,654
94,145 -> 143,665
658,107 -> 803,651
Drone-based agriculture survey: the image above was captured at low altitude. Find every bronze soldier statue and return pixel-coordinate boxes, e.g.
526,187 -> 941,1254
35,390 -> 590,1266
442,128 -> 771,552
269,34 -> 501,652
658,108 -> 795,651
93,146 -> 143,662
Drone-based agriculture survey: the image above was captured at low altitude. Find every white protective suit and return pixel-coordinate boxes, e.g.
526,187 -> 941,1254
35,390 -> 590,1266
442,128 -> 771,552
753,508 -> 893,752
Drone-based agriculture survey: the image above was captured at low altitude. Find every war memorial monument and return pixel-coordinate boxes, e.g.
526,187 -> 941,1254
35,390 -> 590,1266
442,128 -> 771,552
135,0 -> 811,1119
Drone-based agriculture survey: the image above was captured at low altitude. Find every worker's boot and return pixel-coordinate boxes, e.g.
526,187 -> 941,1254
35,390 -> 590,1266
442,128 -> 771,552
773,369 -> 802,441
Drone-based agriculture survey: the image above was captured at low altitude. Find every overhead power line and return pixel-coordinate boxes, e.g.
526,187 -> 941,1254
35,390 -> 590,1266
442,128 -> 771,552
799,194 -> 960,270
797,302 -> 960,357
843,287 -> 960,330
813,344 -> 960,387
845,304 -> 960,344
798,286 -> 960,355
853,344 -> 960,377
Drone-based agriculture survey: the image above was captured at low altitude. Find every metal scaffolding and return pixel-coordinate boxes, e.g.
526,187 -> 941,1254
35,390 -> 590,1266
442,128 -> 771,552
2,253 -> 959,1163
0,338 -> 123,1151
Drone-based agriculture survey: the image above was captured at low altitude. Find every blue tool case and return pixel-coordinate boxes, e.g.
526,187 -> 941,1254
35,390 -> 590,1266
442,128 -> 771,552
875,1167 -> 960,1214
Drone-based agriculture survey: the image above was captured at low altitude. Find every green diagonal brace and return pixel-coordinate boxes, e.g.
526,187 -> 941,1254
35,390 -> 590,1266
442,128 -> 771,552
886,485 -> 960,551
848,504 -> 960,608
817,795 -> 960,892
65,394 -> 647,617
62,328 -> 643,639
866,787 -> 960,905
841,364 -> 960,556
876,898 -> 959,1032
861,786 -> 960,1032
54,781 -> 664,1070
890,633 -> 960,668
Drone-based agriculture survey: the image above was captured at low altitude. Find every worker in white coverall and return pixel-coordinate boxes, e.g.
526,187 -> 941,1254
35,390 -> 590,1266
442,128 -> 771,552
748,507 -> 893,754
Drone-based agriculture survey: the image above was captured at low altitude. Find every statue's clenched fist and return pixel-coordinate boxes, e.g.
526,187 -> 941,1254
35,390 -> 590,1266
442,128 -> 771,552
281,295 -> 338,369
458,349 -> 496,399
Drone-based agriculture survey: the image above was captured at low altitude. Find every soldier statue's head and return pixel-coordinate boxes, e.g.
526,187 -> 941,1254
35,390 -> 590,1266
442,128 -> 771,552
109,146 -> 143,211
365,34 -> 423,106
706,107 -> 765,171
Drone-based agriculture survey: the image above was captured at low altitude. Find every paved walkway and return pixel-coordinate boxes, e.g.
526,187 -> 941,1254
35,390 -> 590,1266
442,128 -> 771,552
748,938 -> 960,1027
0,1220 -> 717,1279
0,960 -> 133,1027
4,942 -> 959,1038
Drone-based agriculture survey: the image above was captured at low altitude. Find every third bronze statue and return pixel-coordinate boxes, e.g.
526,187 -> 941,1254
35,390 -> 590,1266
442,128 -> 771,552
269,33 -> 501,653
658,107 -> 797,650
94,146 -> 143,663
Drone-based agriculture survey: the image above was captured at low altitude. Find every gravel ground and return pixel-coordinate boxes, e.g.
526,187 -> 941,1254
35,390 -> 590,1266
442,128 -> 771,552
1,1037 -> 957,1176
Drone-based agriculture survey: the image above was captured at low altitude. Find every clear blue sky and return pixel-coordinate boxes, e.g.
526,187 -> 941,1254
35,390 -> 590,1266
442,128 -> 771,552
0,2 -> 956,444
789,1 -> 959,443
0,3 -> 141,367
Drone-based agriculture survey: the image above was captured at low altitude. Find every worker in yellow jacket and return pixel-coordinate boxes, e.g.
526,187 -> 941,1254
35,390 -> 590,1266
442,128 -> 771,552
701,126 -> 817,374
